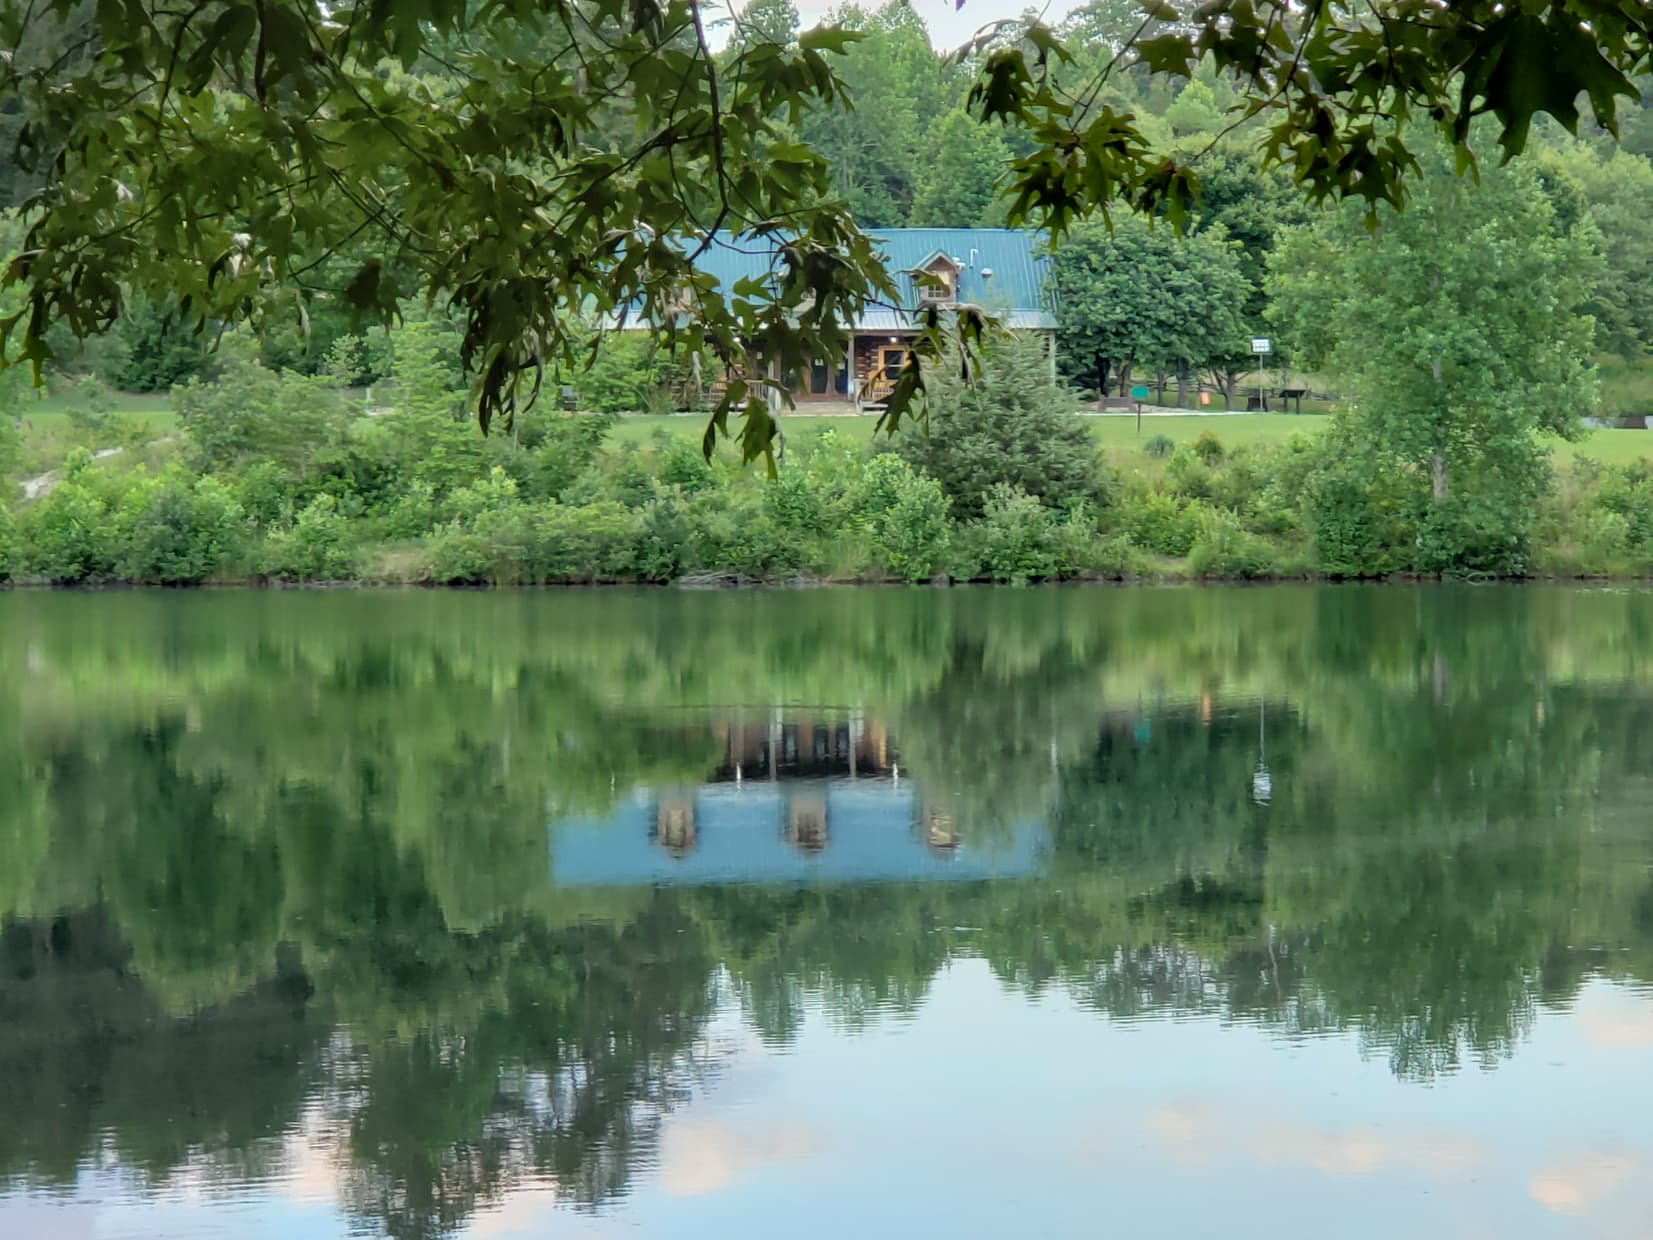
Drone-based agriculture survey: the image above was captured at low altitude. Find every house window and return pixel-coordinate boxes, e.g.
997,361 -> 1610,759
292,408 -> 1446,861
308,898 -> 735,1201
919,256 -> 960,306
881,347 -> 906,381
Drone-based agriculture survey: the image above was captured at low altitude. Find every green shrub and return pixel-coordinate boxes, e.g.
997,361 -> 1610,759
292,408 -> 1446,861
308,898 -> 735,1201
1074,531 -> 1151,578
378,480 -> 442,541
15,453 -> 116,583
573,335 -> 676,414
260,494 -> 358,581
1187,506 -> 1278,578
972,484 -> 1061,582
107,291 -> 206,392
897,338 -> 1099,519
234,461 -> 295,532
1144,434 -> 1175,458
522,501 -> 643,582
1305,452 -> 1417,577
604,444 -> 658,508
683,489 -> 808,577
113,472 -> 246,584
1192,430 -> 1226,464
1595,463 -> 1653,548
443,467 -> 522,525
1563,507 -> 1632,576
524,414 -> 615,499
0,503 -> 13,581
656,434 -> 718,494
422,522 -> 496,584
859,455 -> 952,582
1165,446 -> 1215,500
634,488 -> 696,581
174,341 -> 351,474
1417,491 -> 1534,577
1115,488 -> 1199,557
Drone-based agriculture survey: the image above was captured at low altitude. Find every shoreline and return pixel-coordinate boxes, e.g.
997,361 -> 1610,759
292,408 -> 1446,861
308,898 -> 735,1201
3,571 -> 1649,591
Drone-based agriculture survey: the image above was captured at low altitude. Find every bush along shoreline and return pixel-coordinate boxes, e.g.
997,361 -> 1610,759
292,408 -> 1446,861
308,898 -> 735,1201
6,335 -> 1653,589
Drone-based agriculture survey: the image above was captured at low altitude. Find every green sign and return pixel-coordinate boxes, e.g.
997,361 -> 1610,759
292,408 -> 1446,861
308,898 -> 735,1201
1129,385 -> 1150,399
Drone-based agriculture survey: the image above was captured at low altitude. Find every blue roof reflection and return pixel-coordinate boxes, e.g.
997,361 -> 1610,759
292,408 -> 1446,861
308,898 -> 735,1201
550,779 -> 1048,887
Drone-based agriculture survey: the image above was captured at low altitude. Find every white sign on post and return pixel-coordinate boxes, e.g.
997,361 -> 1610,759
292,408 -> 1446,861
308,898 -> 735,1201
1251,337 -> 1272,355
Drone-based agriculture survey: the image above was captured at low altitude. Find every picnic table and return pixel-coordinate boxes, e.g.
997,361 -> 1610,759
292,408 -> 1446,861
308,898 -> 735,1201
1247,387 -> 1310,413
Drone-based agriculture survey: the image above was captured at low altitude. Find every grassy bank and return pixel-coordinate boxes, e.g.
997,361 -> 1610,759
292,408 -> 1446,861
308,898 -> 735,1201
616,410 -> 1653,468
11,361 -> 1653,589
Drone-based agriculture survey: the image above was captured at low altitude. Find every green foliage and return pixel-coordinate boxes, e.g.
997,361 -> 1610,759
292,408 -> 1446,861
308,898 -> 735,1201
970,484 -> 1062,582
909,109 -> 1011,228
104,292 -> 206,392
234,462 -> 296,533
112,472 -> 246,584
10,0 -> 1653,470
575,336 -> 679,415
15,451 -> 114,582
1269,135 -> 1600,576
1192,431 -> 1225,464
1534,144 -> 1653,359
1114,487 -> 1199,558
174,341 -> 350,475
1294,435 -> 1406,576
0,502 -> 12,580
1054,214 -> 1248,398
1143,434 -> 1174,459
1164,79 -> 1222,137
1186,505 -> 1278,579
655,434 -> 718,493
260,495 -> 357,582
897,339 -> 1098,520
859,454 -> 952,582
521,415 -> 614,500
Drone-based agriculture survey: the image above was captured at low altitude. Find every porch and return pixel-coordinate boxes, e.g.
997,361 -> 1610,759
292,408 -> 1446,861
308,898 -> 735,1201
788,334 -> 914,411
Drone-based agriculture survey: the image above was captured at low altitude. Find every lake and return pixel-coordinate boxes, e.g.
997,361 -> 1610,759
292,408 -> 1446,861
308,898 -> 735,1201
2,585 -> 1651,1238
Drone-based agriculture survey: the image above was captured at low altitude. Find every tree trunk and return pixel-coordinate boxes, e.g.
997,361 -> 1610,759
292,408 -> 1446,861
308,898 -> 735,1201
1094,354 -> 1110,402
1431,452 -> 1448,503
1175,362 -> 1189,409
1430,357 -> 1447,502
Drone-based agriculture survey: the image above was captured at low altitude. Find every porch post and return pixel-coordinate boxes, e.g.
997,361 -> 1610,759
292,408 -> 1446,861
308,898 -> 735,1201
846,332 -> 858,409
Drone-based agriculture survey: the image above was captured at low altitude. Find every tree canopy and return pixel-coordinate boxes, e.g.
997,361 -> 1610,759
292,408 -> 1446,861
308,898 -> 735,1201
1268,134 -> 1601,572
1054,214 -> 1248,399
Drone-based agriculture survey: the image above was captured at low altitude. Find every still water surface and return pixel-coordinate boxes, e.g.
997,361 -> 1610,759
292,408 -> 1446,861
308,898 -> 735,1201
2,586 -> 1652,1238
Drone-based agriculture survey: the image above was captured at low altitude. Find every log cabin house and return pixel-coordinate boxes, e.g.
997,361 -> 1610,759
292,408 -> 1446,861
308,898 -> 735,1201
659,228 -> 1059,411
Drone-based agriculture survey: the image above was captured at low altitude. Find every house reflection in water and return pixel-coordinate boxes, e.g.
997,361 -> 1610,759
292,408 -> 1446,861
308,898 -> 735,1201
549,711 -> 1049,887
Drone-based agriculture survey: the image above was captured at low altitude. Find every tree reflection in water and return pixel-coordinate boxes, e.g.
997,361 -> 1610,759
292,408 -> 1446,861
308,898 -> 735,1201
2,586 -> 1652,1236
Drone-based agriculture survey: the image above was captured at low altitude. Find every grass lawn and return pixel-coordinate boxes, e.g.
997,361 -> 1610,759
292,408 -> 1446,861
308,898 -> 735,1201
610,409 -> 1653,470
14,389 -> 177,435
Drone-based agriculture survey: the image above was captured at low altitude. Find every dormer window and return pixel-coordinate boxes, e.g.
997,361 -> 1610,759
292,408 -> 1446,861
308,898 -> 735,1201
916,252 -> 962,308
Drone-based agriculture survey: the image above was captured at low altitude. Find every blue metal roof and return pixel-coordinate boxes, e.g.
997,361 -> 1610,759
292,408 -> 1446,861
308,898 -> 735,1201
687,228 -> 1057,330
549,781 -> 1050,888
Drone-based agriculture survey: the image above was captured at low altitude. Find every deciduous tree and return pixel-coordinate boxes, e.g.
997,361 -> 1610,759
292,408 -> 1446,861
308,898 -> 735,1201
1268,136 -> 1601,572
1054,216 -> 1247,406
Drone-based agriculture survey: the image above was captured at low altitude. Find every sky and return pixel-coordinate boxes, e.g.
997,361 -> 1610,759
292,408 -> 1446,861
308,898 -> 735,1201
726,0 -> 1091,50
